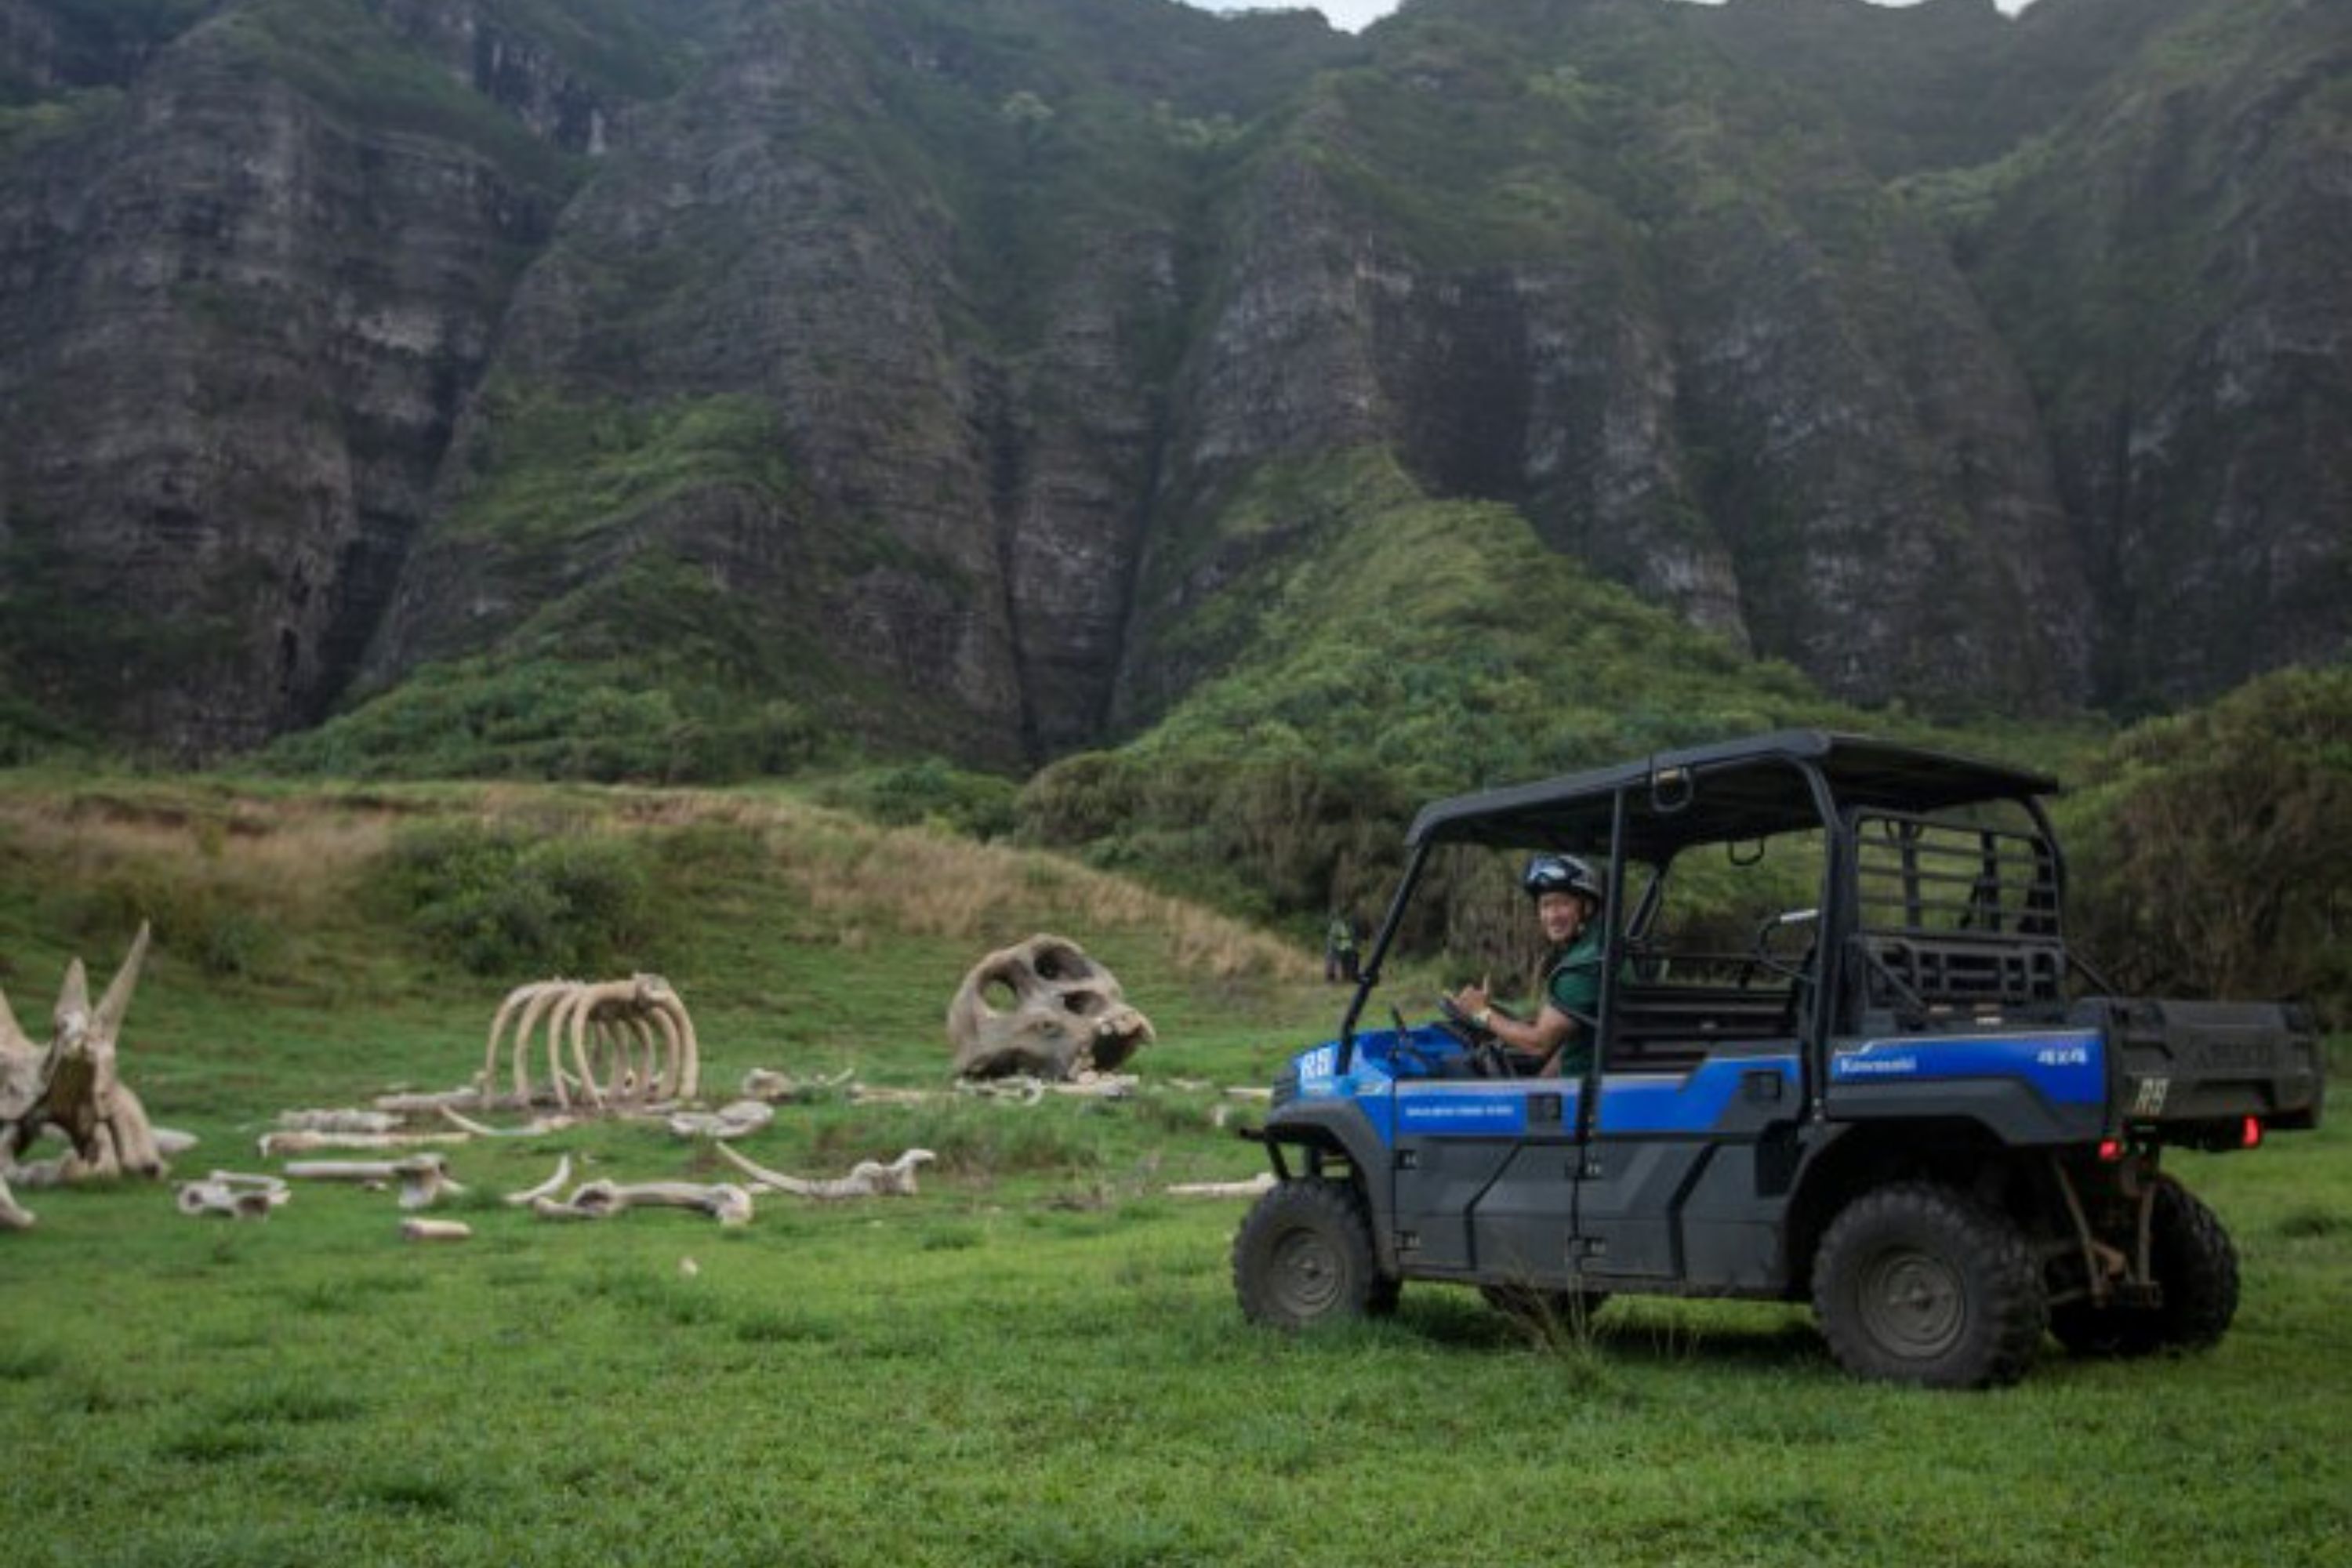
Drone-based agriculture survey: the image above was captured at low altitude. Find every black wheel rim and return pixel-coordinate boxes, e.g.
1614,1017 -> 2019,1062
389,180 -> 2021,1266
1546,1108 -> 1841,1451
1269,1225 -> 1345,1317
1857,1243 -> 1965,1360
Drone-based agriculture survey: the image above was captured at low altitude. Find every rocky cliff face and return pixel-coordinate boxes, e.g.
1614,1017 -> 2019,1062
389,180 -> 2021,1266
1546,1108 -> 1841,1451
0,0 -> 2342,765
359,0 -> 1302,764
1961,0 -> 2352,711
1124,0 -> 2089,726
0,0 -> 613,753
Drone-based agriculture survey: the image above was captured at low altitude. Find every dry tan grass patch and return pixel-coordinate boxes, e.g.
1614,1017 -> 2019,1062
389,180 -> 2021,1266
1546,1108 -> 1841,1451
0,796 -> 391,916
586,789 -> 1312,982
0,781 -> 1313,985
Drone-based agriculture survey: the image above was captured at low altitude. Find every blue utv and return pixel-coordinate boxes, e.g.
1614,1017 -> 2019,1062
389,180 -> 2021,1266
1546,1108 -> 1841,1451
1232,731 -> 2325,1387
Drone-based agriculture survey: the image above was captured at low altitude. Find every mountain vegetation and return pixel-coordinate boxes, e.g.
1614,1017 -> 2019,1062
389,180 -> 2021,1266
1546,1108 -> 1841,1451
1,0 -> 2347,1004
2,0 -> 2344,760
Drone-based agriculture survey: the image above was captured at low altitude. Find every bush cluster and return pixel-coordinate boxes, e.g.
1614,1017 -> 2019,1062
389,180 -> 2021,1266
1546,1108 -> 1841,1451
377,822 -> 652,978
263,659 -> 822,786
33,865 -> 285,982
2063,666 -> 2352,1025
814,760 -> 1020,840
1019,750 -> 1414,927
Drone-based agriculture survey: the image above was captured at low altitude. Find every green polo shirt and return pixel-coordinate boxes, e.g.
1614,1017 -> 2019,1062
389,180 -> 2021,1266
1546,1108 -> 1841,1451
1544,928 -> 1610,1076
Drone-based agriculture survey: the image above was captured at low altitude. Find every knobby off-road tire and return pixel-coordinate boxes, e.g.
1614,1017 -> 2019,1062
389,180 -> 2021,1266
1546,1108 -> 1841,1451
2050,1177 -> 2239,1359
1813,1181 -> 2047,1388
1233,1180 -> 1390,1330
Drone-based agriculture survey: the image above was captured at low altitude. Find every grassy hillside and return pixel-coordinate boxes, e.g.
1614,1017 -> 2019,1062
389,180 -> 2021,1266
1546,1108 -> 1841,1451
1024,449 -> 2107,923
0,769 -> 2347,1566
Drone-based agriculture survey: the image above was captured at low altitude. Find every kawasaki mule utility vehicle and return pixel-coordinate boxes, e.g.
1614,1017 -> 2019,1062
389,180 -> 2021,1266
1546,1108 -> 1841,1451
1232,731 -> 2325,1387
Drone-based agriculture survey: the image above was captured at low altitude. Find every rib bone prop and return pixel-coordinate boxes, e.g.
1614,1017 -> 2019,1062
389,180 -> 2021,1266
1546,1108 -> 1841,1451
504,1155 -> 576,1207
437,1105 -> 575,1139
482,975 -> 700,1112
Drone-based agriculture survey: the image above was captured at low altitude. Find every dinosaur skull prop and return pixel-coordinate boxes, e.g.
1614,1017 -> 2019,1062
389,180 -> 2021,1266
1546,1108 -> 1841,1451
946,934 -> 1154,1080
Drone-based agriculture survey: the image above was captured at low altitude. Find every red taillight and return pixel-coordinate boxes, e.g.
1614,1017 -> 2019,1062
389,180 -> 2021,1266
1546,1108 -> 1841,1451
2242,1116 -> 2264,1150
2097,1139 -> 2124,1163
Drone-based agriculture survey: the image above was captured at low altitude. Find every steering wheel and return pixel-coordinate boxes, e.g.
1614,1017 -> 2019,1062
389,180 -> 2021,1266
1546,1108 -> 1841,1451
1435,994 -> 1515,1078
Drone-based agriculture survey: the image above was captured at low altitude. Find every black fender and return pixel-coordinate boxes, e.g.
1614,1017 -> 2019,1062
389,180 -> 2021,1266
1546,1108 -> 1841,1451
1246,1098 -> 1398,1274
1779,1118 -> 2041,1298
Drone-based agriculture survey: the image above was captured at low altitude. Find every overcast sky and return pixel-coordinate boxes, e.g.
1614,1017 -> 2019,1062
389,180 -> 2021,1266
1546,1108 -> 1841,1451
1190,1 -> 2038,34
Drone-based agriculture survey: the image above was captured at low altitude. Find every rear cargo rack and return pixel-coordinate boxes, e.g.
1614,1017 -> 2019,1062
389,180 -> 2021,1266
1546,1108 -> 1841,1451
1853,810 -> 2064,1014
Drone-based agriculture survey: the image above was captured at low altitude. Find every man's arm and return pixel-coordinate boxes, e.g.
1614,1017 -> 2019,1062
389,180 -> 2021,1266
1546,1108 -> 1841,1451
1449,978 -> 1577,1063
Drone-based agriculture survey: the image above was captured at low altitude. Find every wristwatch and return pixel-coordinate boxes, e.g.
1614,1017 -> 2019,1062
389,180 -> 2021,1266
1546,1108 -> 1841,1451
1472,1007 -> 1492,1029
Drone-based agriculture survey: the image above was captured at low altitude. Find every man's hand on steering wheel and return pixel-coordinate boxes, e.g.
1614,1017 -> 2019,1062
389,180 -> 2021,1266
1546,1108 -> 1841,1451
1436,991 -> 1490,1038
1436,993 -> 1515,1077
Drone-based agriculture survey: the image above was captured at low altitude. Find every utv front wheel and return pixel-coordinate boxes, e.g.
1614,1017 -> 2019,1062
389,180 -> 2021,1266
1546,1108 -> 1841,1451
1234,1181 -> 1385,1330
1813,1181 -> 2046,1388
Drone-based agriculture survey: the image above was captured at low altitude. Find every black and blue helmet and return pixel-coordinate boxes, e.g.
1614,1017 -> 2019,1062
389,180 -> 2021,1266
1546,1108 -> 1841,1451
1522,852 -> 1603,905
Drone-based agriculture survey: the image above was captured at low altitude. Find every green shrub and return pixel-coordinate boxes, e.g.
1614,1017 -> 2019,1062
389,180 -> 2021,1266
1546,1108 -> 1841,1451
378,821 -> 652,977
2063,665 -> 2352,1025
263,658 -> 823,785
816,759 -> 1023,840
0,690 -> 99,768
32,866 -> 288,982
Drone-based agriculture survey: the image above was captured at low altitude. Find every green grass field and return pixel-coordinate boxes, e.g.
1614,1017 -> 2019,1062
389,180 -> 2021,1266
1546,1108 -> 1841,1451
2,779 -> 2347,1567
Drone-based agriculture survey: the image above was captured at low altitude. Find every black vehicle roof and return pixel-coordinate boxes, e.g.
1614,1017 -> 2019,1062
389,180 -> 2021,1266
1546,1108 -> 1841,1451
1406,729 -> 2059,858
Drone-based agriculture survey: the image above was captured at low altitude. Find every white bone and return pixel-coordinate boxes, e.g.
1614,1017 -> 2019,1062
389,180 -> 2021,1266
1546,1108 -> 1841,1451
714,1142 -> 936,1200
666,1101 -> 775,1140
277,1109 -> 401,1135
260,1130 -> 468,1157
531,1178 -> 752,1225
0,1170 -> 33,1230
282,1154 -> 463,1209
739,1067 -> 856,1102
175,1171 -> 290,1219
1167,1173 -> 1279,1200
505,1154 -> 575,1207
437,1104 -> 574,1138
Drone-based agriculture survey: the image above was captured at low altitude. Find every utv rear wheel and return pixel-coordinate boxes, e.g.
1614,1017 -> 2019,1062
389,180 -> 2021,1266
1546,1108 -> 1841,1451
1234,1181 -> 1387,1330
2052,1177 -> 2239,1359
1813,1181 -> 2045,1388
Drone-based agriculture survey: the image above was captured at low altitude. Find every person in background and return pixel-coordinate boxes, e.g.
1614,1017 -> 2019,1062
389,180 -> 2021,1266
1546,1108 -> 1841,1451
1325,912 -> 1360,983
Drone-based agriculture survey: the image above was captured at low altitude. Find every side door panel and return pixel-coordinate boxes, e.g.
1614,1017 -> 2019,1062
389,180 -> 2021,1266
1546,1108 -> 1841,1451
1576,1053 -> 1802,1287
1390,1083 -> 1580,1280
1468,1091 -> 1580,1284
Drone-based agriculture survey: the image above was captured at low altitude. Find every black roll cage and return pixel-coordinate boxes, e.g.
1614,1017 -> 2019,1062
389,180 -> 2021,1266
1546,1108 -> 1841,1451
1337,730 -> 2065,1088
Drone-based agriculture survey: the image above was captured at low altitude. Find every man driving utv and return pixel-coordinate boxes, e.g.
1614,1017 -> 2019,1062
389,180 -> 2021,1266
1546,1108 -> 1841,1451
1446,853 -> 1606,1078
